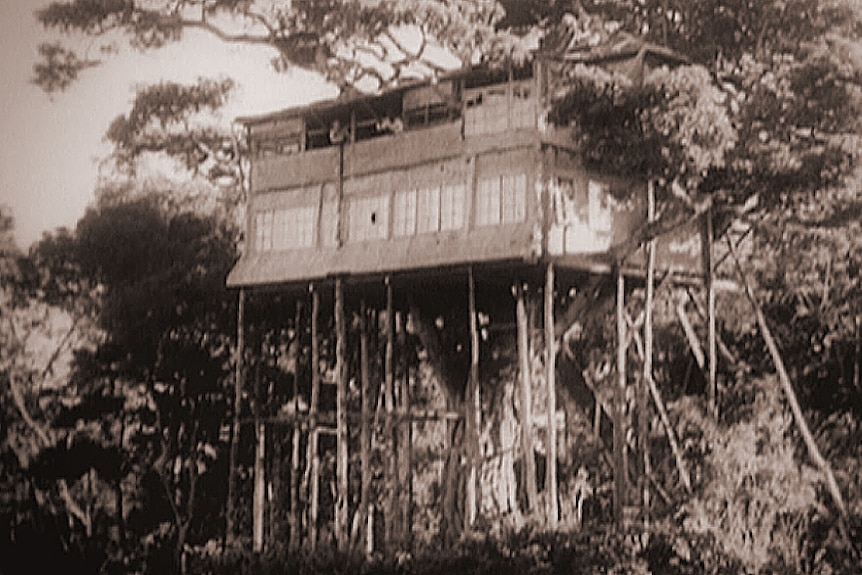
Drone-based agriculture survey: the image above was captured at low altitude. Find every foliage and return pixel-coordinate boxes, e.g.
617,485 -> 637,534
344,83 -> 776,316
105,78 -> 237,182
670,379 -> 820,574
32,0 -> 507,92
185,527 -> 654,575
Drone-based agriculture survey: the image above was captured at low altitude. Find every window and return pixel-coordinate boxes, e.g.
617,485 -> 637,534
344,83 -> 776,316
476,173 -> 527,226
254,206 -> 316,252
588,180 -> 613,233
393,183 -> 467,236
440,184 -> 466,231
348,195 -> 390,242
254,210 -> 274,251
465,81 -> 535,135
416,187 -> 441,234
393,190 -> 417,237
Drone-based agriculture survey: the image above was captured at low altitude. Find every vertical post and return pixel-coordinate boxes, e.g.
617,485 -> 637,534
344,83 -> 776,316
308,285 -> 321,550
336,136 -> 346,248
544,264 -> 558,527
253,415 -> 265,550
398,313 -> 413,551
614,267 -> 627,526
516,281 -> 538,516
642,181 -> 656,534
289,300 -> 302,550
227,288 -> 244,541
359,298 -> 372,555
384,277 -> 397,550
334,277 -> 349,551
705,208 -> 717,417
466,266 -> 480,528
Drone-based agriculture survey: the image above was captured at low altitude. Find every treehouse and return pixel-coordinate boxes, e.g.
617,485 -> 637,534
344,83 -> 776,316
226,34 -> 710,555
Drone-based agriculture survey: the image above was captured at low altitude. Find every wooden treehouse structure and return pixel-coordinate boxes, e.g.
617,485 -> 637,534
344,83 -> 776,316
226,35 -> 721,554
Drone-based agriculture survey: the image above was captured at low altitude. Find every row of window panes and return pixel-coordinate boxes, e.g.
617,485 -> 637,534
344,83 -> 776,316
254,174 -> 527,251
391,184 -> 467,238
254,206 -> 315,252
475,174 -> 527,226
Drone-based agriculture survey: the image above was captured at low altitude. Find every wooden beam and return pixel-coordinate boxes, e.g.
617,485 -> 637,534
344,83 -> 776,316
359,299 -> 372,556
545,264 -> 558,527
515,281 -> 538,516
226,288 -> 244,542
466,266 -> 480,528
613,267 -> 627,525
308,285 -> 321,550
630,330 -> 692,494
334,277 -> 349,550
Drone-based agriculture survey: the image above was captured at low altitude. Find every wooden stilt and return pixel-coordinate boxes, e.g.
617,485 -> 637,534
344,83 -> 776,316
289,300 -> 302,551
613,267 -> 627,525
384,277 -> 396,550
515,281 -> 538,516
705,209 -> 717,417
397,312 -> 413,551
545,264 -> 558,527
641,181 -> 656,536
253,409 -> 265,550
466,266 -> 480,528
308,285 -> 321,550
227,288 -> 244,542
335,278 -> 348,551
359,299 -> 372,555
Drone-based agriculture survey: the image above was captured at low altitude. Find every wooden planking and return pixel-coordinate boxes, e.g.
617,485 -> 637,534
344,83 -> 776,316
227,222 -> 538,287
253,122 -> 538,193
255,146 -> 339,192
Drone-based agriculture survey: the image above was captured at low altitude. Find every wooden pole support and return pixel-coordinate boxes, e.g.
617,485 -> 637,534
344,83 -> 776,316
359,299 -> 372,555
227,288 -> 244,542
545,263 -> 558,527
308,285 -> 321,550
335,277 -> 349,550
384,277 -> 396,549
516,280 -> 539,516
642,181 -> 656,534
466,266 -> 480,528
705,209 -> 717,417
289,300 -> 302,551
613,267 -> 627,525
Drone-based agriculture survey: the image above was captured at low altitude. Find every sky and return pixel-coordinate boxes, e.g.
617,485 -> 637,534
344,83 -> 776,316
0,1 -> 338,250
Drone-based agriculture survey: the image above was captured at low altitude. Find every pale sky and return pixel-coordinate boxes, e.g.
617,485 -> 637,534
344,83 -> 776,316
0,1 -> 337,250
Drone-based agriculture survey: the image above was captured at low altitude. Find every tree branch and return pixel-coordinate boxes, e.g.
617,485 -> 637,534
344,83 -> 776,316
7,368 -> 91,532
